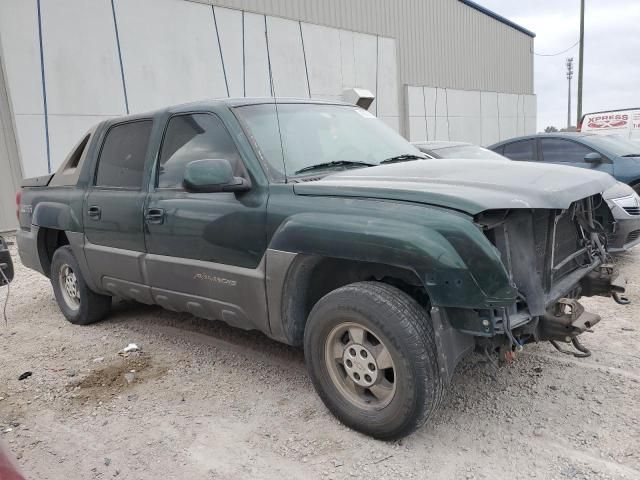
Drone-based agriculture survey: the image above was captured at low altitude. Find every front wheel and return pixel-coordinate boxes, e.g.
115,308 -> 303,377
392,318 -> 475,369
51,246 -> 111,325
304,281 -> 443,440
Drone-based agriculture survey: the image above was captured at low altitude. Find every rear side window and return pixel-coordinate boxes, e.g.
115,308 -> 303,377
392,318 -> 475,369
95,120 -> 153,188
502,140 -> 536,161
540,138 -> 594,163
157,113 -> 245,189
66,134 -> 90,170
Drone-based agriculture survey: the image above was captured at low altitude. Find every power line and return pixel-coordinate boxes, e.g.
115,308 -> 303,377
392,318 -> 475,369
533,40 -> 580,56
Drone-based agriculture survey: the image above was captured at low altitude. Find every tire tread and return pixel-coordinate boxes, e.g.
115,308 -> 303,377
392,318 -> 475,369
305,281 -> 444,439
51,246 -> 111,325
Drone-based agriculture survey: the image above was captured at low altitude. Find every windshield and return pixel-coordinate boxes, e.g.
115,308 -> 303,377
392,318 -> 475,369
583,135 -> 640,156
234,103 -> 421,178
432,145 -> 507,160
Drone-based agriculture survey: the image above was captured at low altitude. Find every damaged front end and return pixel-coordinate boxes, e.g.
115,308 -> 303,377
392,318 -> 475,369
469,194 -> 626,358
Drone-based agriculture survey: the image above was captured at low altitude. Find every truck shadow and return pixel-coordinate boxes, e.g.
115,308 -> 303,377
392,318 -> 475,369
102,298 -> 306,369
100,298 -> 544,405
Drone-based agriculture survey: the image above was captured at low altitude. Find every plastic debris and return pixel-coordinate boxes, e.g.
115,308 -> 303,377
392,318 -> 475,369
118,343 -> 141,357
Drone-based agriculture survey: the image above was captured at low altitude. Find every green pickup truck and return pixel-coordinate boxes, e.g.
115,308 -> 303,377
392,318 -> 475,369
16,99 -> 626,439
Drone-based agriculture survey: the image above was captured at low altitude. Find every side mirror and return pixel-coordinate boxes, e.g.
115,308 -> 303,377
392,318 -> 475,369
584,152 -> 603,163
183,159 -> 251,193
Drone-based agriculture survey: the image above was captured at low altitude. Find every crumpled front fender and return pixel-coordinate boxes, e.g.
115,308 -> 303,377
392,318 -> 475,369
268,210 -> 516,309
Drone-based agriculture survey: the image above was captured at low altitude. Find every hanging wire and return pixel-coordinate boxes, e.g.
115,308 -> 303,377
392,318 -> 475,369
532,40 -> 580,57
0,267 -> 9,325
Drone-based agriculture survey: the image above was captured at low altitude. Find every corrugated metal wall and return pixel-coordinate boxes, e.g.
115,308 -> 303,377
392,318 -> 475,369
192,0 -> 534,95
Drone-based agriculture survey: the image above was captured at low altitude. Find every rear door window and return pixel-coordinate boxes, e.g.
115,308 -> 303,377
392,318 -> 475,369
95,120 -> 153,188
540,138 -> 595,163
502,140 -> 536,161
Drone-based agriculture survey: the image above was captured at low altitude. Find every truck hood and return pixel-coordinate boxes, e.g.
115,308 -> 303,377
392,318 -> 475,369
293,159 -> 617,215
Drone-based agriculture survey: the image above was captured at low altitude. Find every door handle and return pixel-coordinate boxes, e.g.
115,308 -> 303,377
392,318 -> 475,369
87,205 -> 101,220
145,208 -> 165,224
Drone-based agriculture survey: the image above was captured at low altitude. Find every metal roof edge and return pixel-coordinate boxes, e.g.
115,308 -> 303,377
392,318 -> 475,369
458,0 -> 536,38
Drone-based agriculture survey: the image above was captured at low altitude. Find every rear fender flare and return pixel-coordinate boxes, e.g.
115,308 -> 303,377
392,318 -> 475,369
32,201 -> 82,232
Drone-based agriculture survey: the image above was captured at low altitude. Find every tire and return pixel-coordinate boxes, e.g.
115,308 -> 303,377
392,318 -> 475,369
50,246 -> 111,325
633,183 -> 640,196
304,281 -> 443,440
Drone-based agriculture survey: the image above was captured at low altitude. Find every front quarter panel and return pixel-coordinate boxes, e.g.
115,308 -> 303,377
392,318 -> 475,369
267,187 -> 516,309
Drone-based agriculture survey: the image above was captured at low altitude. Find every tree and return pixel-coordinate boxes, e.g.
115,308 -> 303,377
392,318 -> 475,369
544,126 -> 559,133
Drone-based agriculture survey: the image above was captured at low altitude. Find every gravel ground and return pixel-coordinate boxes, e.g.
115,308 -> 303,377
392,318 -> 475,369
0,235 -> 638,480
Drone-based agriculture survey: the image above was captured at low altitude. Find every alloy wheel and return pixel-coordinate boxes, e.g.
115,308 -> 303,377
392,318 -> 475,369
324,322 -> 397,409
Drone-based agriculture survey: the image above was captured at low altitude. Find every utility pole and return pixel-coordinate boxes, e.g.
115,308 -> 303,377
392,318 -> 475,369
566,57 -> 574,128
577,0 -> 585,124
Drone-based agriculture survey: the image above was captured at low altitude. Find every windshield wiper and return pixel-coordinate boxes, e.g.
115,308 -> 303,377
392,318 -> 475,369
621,154 -> 640,157
379,153 -> 427,164
294,160 -> 375,175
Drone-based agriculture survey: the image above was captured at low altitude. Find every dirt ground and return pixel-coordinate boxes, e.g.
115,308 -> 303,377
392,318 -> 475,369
0,235 -> 638,480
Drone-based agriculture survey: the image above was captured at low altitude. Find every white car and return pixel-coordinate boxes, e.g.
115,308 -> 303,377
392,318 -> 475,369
579,108 -> 640,144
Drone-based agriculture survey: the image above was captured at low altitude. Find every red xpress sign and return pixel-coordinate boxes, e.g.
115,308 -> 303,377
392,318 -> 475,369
587,113 -> 629,129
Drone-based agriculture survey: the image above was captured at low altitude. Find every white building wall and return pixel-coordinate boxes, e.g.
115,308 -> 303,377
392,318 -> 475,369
0,0 -> 535,231
302,23 -> 342,100
41,0 -> 125,170
406,85 -> 537,146
215,7 -> 244,98
266,16 -> 308,99
0,0 -> 399,190
243,12 -> 271,97
0,0 -> 46,180
116,0 -> 229,112
0,56 -> 23,232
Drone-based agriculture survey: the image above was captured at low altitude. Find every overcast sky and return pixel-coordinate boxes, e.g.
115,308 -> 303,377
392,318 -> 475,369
479,0 -> 640,131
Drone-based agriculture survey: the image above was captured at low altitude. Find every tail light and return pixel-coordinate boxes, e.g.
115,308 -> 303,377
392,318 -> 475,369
15,189 -> 21,220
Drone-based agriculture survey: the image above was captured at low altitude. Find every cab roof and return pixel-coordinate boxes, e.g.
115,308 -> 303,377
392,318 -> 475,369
110,97 -> 351,120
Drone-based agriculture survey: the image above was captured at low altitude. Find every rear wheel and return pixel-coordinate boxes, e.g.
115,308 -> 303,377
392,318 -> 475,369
304,281 -> 443,439
51,246 -> 111,325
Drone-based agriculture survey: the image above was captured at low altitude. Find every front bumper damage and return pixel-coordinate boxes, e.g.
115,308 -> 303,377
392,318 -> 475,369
538,299 -> 601,358
539,264 -> 625,341
538,298 -> 600,343
449,262 -> 629,365
527,263 -> 626,358
437,200 -> 628,375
